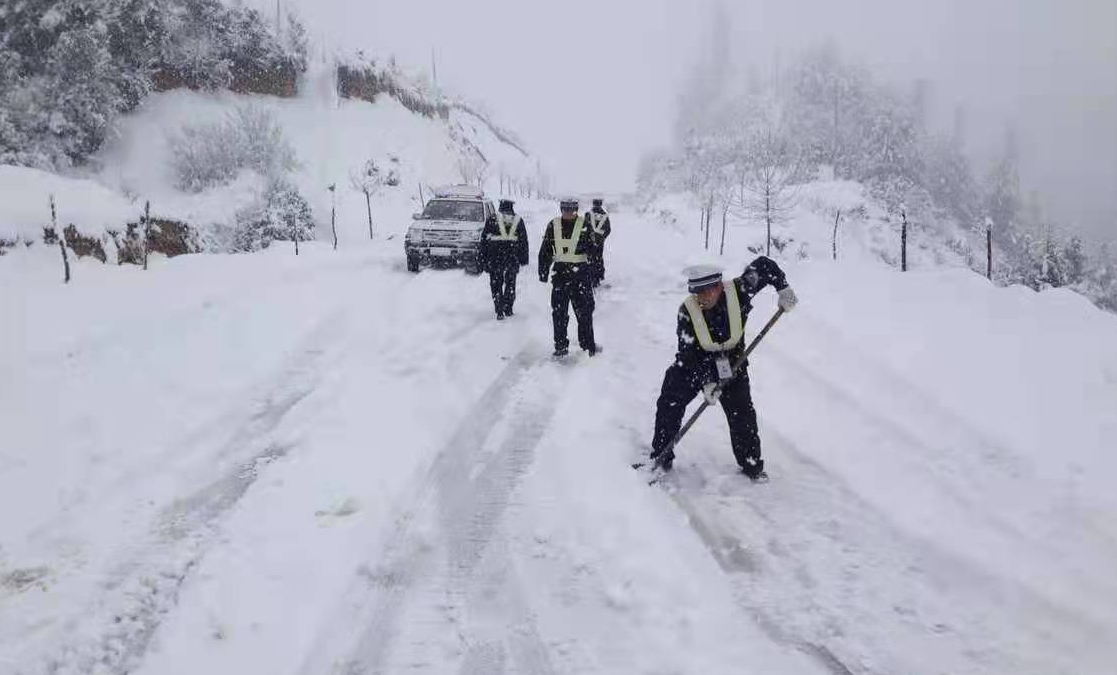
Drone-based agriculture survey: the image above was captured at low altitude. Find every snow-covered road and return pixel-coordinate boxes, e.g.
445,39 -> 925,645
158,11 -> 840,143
3,203 -> 1116,674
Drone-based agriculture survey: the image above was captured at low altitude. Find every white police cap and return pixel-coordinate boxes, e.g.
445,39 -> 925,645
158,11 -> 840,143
683,264 -> 723,293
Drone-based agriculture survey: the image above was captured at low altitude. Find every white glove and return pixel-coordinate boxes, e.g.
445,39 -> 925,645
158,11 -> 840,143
702,382 -> 721,405
777,286 -> 798,312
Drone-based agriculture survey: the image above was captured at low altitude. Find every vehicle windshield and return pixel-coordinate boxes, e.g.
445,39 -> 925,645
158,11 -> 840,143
421,200 -> 483,222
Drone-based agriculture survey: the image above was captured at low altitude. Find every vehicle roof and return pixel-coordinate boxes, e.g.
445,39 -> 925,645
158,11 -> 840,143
428,195 -> 484,202
432,184 -> 485,199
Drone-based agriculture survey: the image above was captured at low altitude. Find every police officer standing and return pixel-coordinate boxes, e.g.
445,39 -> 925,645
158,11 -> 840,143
539,198 -> 601,358
479,199 -> 529,320
586,198 -> 611,288
649,257 -> 798,482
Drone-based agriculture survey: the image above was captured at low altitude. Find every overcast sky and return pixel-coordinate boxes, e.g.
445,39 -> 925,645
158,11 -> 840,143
259,0 -> 1115,236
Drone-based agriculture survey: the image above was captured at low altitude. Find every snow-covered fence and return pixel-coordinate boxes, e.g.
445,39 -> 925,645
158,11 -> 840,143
328,184 -> 338,251
50,196 -> 70,284
985,217 -> 994,280
901,205 -> 909,272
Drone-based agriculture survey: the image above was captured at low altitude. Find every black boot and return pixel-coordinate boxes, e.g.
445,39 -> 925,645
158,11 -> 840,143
740,458 -> 767,483
650,448 -> 674,471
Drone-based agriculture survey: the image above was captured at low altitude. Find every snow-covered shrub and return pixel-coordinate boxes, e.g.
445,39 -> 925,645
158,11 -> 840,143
169,105 -> 297,192
233,181 -> 315,252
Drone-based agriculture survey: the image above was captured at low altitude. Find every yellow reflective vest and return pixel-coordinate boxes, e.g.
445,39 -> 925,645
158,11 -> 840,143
491,214 -> 520,241
682,282 -> 744,352
551,216 -> 588,264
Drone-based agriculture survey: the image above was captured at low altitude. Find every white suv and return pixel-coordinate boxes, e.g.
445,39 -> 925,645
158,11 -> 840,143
405,185 -> 494,274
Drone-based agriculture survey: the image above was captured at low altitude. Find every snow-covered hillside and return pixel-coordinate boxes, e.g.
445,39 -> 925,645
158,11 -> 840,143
1,62 -> 535,257
3,198 -> 1115,675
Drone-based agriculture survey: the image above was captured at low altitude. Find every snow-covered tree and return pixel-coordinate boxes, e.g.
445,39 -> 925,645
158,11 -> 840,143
984,128 -> 1022,237
924,133 -> 980,227
0,0 -> 308,169
732,125 -> 801,256
46,24 -> 126,162
784,43 -> 872,179
350,159 -> 384,239
456,150 -> 488,188
284,11 -> 309,75
234,180 -> 314,252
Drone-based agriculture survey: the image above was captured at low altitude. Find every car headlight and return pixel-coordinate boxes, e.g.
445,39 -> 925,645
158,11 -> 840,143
468,229 -> 482,241
408,228 -> 425,242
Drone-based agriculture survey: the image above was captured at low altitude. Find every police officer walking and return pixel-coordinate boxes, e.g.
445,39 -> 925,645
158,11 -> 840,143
539,198 -> 601,358
587,198 -> 611,288
479,199 -> 529,320
649,257 -> 798,482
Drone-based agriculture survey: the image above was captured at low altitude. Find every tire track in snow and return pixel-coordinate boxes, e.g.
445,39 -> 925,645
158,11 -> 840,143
655,421 -> 1108,675
763,341 -> 1117,627
442,371 -> 561,675
650,468 -> 857,675
298,345 -> 559,675
37,311 -> 348,675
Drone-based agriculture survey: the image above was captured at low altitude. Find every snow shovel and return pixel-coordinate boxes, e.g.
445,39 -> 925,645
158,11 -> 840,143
660,307 -> 785,460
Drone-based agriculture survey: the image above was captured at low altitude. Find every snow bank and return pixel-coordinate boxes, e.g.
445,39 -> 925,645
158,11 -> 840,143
0,165 -> 141,242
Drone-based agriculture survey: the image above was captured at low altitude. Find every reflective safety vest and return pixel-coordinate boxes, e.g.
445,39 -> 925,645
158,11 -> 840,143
590,212 -> 609,235
551,216 -> 588,264
491,214 -> 520,241
683,281 -> 744,352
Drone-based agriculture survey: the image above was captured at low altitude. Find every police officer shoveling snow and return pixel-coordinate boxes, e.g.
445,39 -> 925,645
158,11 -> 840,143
648,257 -> 798,482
